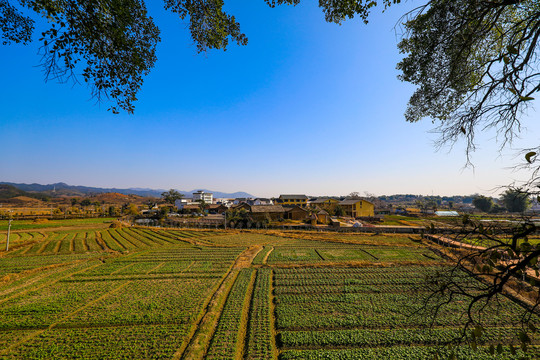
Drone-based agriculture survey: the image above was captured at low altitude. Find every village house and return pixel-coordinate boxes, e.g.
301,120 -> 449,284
207,204 -> 228,214
253,198 -> 274,205
233,198 -> 274,206
174,198 -> 191,209
308,197 -> 339,212
338,199 -> 375,218
285,205 -> 309,221
249,205 -> 286,221
233,198 -> 253,205
316,209 -> 331,224
277,194 -> 308,208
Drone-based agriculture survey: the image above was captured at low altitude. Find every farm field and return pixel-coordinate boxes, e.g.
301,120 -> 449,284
0,218 -> 117,231
0,226 -> 538,359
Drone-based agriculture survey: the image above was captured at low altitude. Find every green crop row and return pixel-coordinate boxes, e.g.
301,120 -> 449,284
246,268 -> 275,360
280,346 -> 540,360
279,327 -> 539,348
252,246 -> 273,265
206,268 -> 254,360
6,324 -> 189,359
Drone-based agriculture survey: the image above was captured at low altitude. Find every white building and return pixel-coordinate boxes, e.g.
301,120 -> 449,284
193,190 -> 213,204
174,198 -> 191,209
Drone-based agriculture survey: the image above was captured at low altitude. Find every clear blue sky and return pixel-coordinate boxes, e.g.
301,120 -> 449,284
1,1 -> 539,198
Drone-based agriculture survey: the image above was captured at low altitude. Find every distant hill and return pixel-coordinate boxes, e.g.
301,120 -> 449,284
0,184 -> 49,202
0,182 -> 256,199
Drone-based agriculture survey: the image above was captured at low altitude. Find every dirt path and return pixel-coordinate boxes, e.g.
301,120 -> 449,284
233,245 -> 263,269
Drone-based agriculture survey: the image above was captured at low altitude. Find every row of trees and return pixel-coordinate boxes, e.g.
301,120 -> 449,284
472,189 -> 532,214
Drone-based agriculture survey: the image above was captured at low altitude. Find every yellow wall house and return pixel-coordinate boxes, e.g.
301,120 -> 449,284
309,198 -> 339,211
278,194 -> 308,208
339,199 -> 375,218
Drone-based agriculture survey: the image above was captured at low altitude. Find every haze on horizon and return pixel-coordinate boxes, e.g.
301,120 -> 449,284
1,1 -> 539,198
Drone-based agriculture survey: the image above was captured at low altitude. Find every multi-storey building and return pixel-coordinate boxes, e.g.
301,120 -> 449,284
278,194 -> 308,208
192,190 -> 213,204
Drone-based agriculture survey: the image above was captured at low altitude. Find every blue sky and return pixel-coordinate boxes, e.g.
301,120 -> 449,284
1,1 -> 539,198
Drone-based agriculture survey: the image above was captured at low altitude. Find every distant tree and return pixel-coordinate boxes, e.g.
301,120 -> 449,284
489,203 -> 505,214
108,206 -> 118,217
146,200 -> 156,210
501,188 -> 531,213
157,206 -> 169,219
122,203 -> 139,216
425,200 -> 438,211
80,199 -> 92,207
348,192 -> 361,199
448,201 -> 454,209
198,199 -> 207,214
415,200 -> 426,212
472,196 -> 493,213
70,198 -> 78,206
334,205 -> 344,217
161,189 -> 184,205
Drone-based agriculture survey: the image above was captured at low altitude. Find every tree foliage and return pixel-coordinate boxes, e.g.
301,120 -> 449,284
501,188 -> 531,213
161,188 -> 183,204
472,195 -> 494,213
397,0 -> 540,163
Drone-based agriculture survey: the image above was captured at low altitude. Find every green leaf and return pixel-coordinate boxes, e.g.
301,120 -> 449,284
520,96 -> 535,101
529,323 -> 538,333
461,126 -> 466,134
508,88 -> 517,95
525,152 -> 536,163
489,344 -> 495,355
503,56 -> 510,64
496,343 -> 503,354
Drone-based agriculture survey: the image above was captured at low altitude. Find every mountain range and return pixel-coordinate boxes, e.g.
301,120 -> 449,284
0,182 -> 255,199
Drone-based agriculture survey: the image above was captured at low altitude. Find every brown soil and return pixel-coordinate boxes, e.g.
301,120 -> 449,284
233,245 -> 263,269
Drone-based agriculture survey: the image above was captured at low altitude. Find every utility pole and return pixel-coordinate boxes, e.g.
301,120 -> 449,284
6,218 -> 12,251
224,211 -> 227,230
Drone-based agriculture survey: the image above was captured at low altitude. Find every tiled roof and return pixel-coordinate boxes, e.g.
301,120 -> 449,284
279,194 -> 308,200
250,205 -> 285,213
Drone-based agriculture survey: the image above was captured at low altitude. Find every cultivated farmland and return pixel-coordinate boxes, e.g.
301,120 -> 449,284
0,227 -> 538,359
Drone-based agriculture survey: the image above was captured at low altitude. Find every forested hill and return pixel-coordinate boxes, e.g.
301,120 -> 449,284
0,182 -> 255,199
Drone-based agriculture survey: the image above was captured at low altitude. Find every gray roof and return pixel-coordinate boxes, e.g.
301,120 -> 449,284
339,199 -> 374,205
279,194 -> 308,200
250,205 -> 285,213
286,206 -> 309,213
339,199 -> 362,205
310,198 -> 338,204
